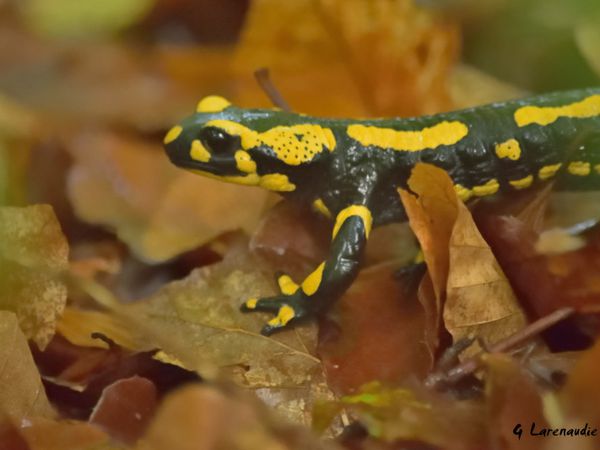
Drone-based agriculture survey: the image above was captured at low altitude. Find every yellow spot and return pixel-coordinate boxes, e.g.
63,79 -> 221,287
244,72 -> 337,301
302,262 -> 326,296
196,95 -> 231,113
312,198 -> 332,219
206,120 -> 335,165
347,121 -> 468,152
538,163 -> 562,180
245,298 -> 258,309
509,174 -> 533,189
164,125 -> 182,144
495,138 -> 522,160
278,275 -> 299,295
595,164 -> 600,174
259,173 -> 296,192
514,95 -> 600,127
267,305 -> 296,328
332,205 -> 373,240
234,150 -> 256,173
472,178 -> 500,197
454,184 -> 472,202
567,161 -> 591,176
190,139 -> 211,162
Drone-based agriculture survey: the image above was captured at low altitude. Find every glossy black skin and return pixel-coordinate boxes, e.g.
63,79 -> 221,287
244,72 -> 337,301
165,88 -> 600,334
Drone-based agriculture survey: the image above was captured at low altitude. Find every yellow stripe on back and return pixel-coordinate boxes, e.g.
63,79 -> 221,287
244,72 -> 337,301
514,95 -> 600,127
347,121 -> 469,152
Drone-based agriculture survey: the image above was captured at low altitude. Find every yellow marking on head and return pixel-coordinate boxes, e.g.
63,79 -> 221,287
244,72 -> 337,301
196,95 -> 231,113
495,138 -> 522,160
206,120 -> 335,165
164,125 -> 182,144
267,305 -> 296,328
312,198 -> 332,219
245,298 -> 258,309
538,163 -> 562,180
347,121 -> 468,152
514,95 -> 600,127
190,169 -> 260,186
278,275 -> 299,296
509,174 -> 533,189
302,262 -> 326,296
190,139 -> 211,162
567,161 -> 591,176
332,205 -> 373,240
454,184 -> 472,202
234,150 -> 256,173
259,173 -> 296,192
472,178 -> 500,197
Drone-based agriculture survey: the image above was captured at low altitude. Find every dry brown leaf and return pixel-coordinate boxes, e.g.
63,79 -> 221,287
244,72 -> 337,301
484,353 -> 548,450
399,163 -> 459,354
400,164 -> 526,356
0,311 -> 55,420
445,200 -> 527,355
66,131 -> 271,262
111,241 -> 333,426
137,385 -> 341,450
17,417 -> 119,450
0,204 -> 68,348
233,0 -> 459,117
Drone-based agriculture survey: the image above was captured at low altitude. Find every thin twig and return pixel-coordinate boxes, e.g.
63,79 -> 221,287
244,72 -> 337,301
425,307 -> 575,389
254,68 -> 292,111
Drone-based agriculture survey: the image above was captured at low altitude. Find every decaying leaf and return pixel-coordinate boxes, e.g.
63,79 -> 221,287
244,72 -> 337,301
484,353 -> 548,450
445,200 -> 527,355
0,311 -> 54,420
234,0 -> 459,117
400,164 -> 526,357
318,264 -> 432,396
314,381 -> 486,447
0,204 -> 68,348
110,240 -> 333,425
67,131 -> 271,262
137,384 -> 341,450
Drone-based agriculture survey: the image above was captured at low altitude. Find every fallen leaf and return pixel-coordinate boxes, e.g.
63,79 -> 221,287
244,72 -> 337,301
137,384 -> 341,450
17,417 -> 118,450
445,200 -> 527,355
111,239 -> 333,426
574,18 -> 600,78
0,204 -> 68,348
90,376 -> 158,446
484,353 -> 548,450
66,131 -> 271,262
399,163 -> 459,355
0,311 -> 54,420
318,264 -> 432,396
233,0 -> 459,117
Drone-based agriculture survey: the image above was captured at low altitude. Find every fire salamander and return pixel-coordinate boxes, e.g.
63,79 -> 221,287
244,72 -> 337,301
164,88 -> 600,335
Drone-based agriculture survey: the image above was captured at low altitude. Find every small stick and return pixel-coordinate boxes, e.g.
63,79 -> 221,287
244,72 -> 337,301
425,307 -> 575,389
254,67 -> 292,112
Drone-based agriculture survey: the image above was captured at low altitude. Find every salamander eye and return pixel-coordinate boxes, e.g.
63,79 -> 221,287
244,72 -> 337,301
199,127 -> 239,154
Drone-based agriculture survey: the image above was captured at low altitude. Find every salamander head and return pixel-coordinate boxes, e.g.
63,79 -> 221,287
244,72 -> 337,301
163,96 -> 337,193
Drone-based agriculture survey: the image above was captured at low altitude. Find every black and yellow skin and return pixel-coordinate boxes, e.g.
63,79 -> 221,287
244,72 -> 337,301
164,89 -> 600,335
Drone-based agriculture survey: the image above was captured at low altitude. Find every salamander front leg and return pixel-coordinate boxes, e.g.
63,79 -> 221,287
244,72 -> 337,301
241,205 -> 373,335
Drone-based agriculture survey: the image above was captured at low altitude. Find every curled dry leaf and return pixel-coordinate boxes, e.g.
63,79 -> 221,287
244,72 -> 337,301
113,240 -> 333,426
66,131 -> 271,262
136,385 -> 341,450
234,0 -> 459,117
0,311 -> 54,420
400,163 -> 526,357
0,204 -> 68,348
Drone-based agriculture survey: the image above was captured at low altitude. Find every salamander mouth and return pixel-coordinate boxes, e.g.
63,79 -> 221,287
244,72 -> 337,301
164,140 -> 243,176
